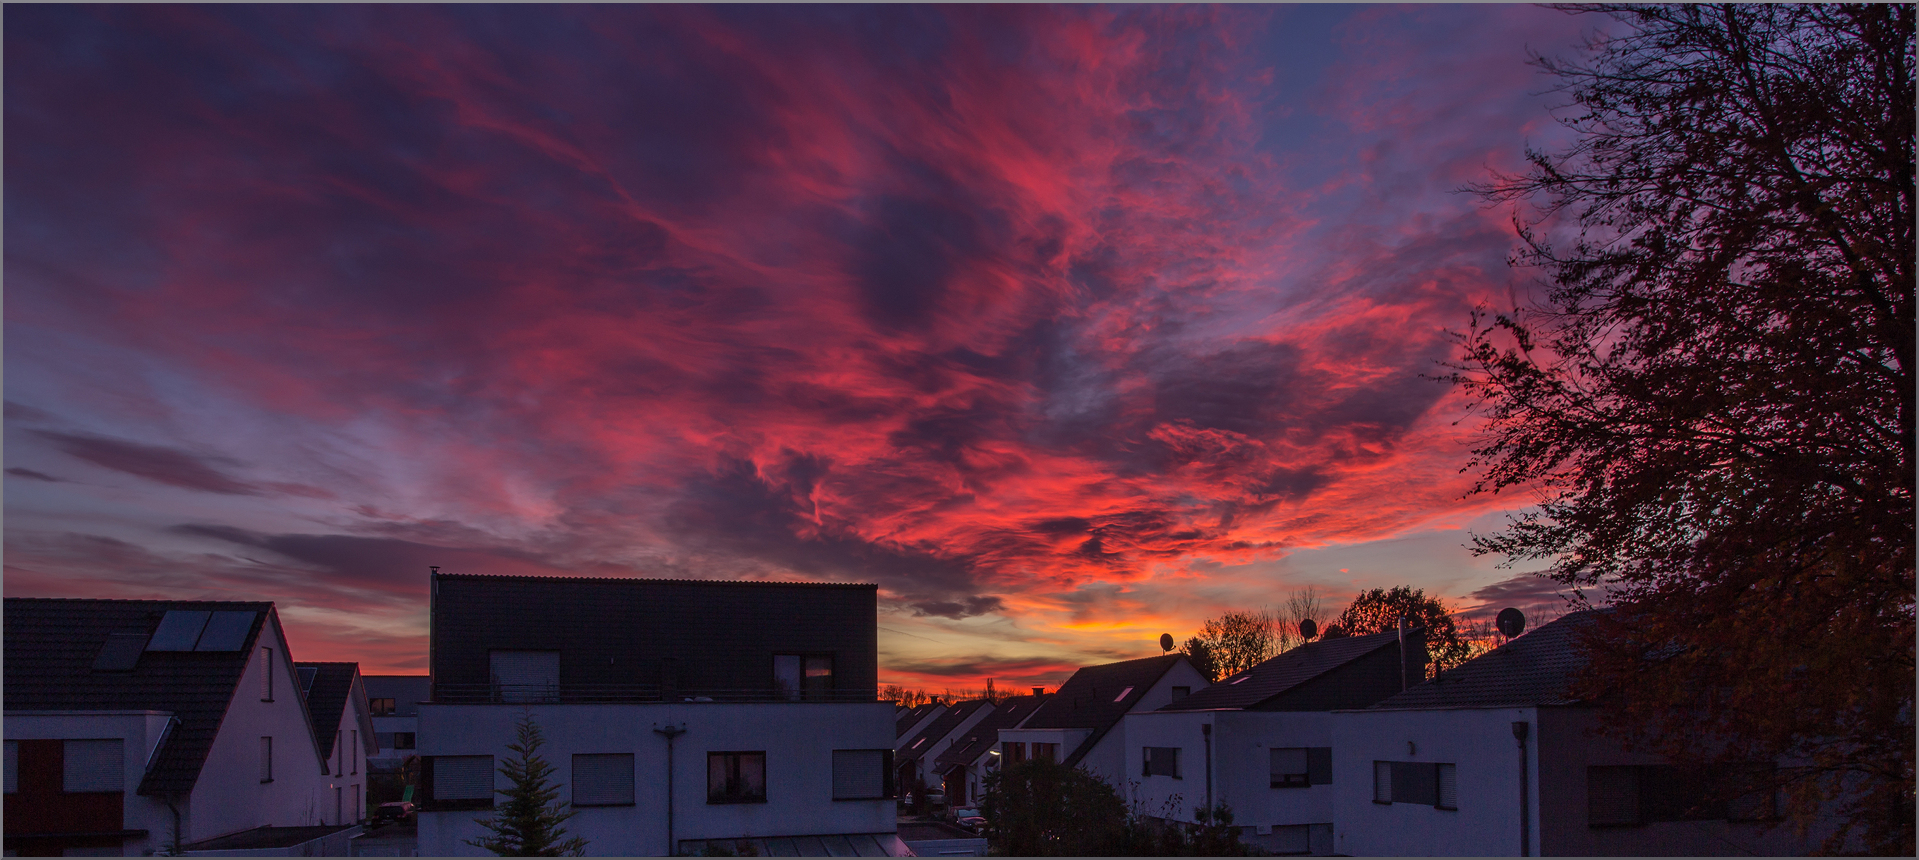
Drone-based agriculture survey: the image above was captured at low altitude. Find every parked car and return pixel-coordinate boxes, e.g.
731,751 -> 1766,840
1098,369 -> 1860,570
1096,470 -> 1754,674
372,801 -> 415,823
956,815 -> 987,833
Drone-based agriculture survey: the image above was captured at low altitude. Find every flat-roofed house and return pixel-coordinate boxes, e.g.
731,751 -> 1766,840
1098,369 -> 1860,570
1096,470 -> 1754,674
4,599 -> 340,856
1126,628 -> 1424,855
415,572 -> 903,857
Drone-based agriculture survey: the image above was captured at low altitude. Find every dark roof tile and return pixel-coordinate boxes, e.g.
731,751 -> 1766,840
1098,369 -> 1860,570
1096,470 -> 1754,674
897,699 -> 990,766
295,662 -> 359,760
1018,655 -> 1188,766
933,694 -> 1051,771
1163,630 -> 1402,711
1368,611 -> 1598,710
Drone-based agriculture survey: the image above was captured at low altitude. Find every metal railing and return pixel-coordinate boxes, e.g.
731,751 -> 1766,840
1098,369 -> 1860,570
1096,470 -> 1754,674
431,684 -> 879,705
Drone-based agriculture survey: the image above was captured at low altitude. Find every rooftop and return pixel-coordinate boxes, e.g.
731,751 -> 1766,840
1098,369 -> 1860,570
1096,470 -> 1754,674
1162,630 -> 1402,711
1367,611 -> 1598,710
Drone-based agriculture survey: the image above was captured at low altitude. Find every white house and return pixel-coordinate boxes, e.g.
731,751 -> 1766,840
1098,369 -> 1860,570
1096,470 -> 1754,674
930,693 -> 1051,807
363,675 -> 429,779
1333,611 -> 1832,856
295,663 -> 380,826
4,599 -> 345,856
895,699 -> 993,802
413,572 -> 904,857
1123,628 -> 1425,855
894,702 -> 946,746
998,654 -> 1209,789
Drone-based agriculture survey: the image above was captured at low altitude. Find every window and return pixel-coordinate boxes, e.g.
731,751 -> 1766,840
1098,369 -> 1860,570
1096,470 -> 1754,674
4,741 -> 15,794
1002,742 -> 1026,763
62,740 -> 122,793
1373,761 -> 1454,809
1586,764 -> 1771,827
1143,747 -> 1181,778
1169,686 -> 1190,702
261,737 -> 274,783
708,752 -> 766,803
571,754 -> 635,806
261,647 -> 274,701
489,651 -> 559,703
1271,748 -> 1310,788
369,698 -> 397,716
424,756 -> 495,810
774,654 -> 835,701
335,730 -> 344,775
352,731 -> 359,774
300,667 -> 319,695
1113,686 -> 1134,702
392,732 -> 417,751
832,749 -> 895,800
1032,743 -> 1058,762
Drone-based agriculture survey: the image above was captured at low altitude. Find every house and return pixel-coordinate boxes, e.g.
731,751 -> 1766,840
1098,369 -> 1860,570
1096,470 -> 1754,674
363,675 -> 429,779
929,693 -> 1051,807
295,663 -> 380,826
4,598 -> 347,856
1331,611 -> 1829,856
894,702 -> 946,745
414,572 -> 904,857
1123,628 -> 1426,855
894,699 -> 993,802
997,654 -> 1209,788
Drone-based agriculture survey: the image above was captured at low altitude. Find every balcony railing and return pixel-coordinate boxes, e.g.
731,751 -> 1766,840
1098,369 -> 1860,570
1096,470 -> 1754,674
431,683 -> 880,705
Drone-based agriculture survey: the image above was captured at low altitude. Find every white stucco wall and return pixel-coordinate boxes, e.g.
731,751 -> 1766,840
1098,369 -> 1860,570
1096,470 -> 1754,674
415,701 -> 895,857
190,623 -> 333,842
1007,658 -> 1212,790
1332,706 -> 1540,857
1122,710 -> 1337,830
4,710 -> 180,855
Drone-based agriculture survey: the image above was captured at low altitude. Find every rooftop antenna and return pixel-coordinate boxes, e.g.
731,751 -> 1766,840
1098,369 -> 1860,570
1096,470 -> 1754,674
1496,608 -> 1526,644
1298,619 -> 1318,641
1158,633 -> 1174,654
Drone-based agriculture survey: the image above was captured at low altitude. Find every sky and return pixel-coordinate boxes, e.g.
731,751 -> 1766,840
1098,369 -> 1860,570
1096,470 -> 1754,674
5,4 -> 1600,687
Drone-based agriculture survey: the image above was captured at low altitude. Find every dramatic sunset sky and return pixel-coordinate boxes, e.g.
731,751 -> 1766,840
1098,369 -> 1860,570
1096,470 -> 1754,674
7,5 -> 1595,687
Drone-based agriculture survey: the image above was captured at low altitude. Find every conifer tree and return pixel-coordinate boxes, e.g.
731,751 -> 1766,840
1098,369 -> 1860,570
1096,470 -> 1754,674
467,711 -> 588,857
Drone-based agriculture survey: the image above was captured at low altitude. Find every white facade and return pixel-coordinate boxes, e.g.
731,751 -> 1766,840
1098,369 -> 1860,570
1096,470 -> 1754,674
1332,705 -> 1819,857
317,673 -> 379,826
901,703 -> 993,792
5,628 -> 332,855
416,701 -> 895,857
1002,658 -> 1209,787
1121,710 -> 1336,854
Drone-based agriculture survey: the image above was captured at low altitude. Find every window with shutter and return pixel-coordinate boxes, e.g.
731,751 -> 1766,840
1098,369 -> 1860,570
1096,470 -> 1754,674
1270,747 -> 1310,787
1437,763 -> 1457,810
572,754 -> 635,806
4,741 -> 16,794
832,749 -> 892,800
429,756 -> 496,803
1306,747 -> 1333,785
262,647 -> 274,701
1373,761 -> 1392,803
62,740 -> 123,793
1144,747 -> 1181,778
1587,766 -> 1640,826
1390,762 -> 1438,806
489,651 -> 559,703
261,737 -> 274,783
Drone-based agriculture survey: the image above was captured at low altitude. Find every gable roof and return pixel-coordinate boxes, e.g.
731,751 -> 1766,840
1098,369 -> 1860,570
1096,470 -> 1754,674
933,694 -> 1051,773
1163,630 -> 1402,711
896,702 -> 943,739
1368,611 -> 1598,710
3,598 -> 311,795
295,662 -> 360,760
1019,654 -> 1189,766
897,699 -> 991,766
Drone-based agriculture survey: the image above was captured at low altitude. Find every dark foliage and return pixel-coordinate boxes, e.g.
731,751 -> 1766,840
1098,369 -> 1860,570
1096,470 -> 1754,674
1332,586 -> 1472,674
467,712 -> 588,857
1177,635 -> 1220,683
978,758 -> 1247,856
1456,4 -> 1913,853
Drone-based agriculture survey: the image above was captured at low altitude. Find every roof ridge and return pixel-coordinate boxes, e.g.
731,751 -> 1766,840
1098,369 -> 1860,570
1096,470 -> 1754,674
435,573 -> 878,587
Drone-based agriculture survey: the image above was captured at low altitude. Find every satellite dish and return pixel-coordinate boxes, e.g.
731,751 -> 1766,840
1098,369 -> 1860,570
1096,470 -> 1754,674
1159,633 -> 1175,653
1321,624 -> 1346,639
1496,608 -> 1526,639
1298,619 -> 1317,640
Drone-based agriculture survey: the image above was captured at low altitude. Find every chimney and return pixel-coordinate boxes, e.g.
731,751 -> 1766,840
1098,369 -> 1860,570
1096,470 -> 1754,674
1398,617 -> 1429,691
1032,686 -> 1045,697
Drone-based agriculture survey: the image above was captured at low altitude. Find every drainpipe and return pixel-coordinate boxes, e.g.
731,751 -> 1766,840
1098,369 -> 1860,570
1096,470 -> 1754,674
1201,722 -> 1214,818
655,723 -> 687,856
1512,721 -> 1530,857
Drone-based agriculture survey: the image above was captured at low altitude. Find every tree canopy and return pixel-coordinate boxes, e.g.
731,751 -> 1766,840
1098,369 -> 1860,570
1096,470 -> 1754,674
1457,4 -> 1913,853
1330,586 -> 1472,673
467,712 -> 587,857
979,758 -> 1245,856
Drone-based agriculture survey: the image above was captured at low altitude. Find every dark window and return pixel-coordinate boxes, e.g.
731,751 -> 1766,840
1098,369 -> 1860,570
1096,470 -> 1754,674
489,651 -> 559,703
92,632 -> 149,672
832,749 -> 895,800
1373,761 -> 1455,809
392,732 -> 417,751
571,754 -> 635,806
3,741 -> 15,794
708,752 -> 767,803
774,655 -> 835,701
261,647 -> 274,701
1032,743 -> 1058,762
1587,764 -> 1772,827
1271,748 -> 1310,788
1143,747 -> 1181,778
1170,686 -> 1190,702
261,737 -> 273,783
1002,742 -> 1026,763
421,755 -> 495,811
370,698 -> 397,716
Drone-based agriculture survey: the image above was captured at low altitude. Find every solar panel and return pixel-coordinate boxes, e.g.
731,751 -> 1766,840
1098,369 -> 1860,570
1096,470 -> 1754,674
193,610 -> 257,651
146,610 -> 211,651
92,631 -> 150,671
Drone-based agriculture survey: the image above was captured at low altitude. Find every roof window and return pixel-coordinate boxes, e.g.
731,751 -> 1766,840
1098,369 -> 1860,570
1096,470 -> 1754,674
92,631 -> 150,671
1231,676 -> 1250,685
145,609 -> 257,652
1113,686 -> 1134,702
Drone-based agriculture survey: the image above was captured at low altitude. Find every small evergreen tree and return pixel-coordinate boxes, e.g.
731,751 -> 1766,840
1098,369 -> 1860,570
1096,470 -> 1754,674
467,711 -> 587,857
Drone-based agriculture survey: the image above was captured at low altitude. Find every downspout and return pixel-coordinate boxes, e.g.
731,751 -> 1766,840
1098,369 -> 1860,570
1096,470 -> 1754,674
654,723 -> 687,856
1512,721 -> 1530,857
163,793 -> 185,856
1201,722 -> 1213,817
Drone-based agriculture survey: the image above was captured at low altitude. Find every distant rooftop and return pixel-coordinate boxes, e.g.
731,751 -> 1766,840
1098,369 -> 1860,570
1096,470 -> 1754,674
1367,611 -> 1599,710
